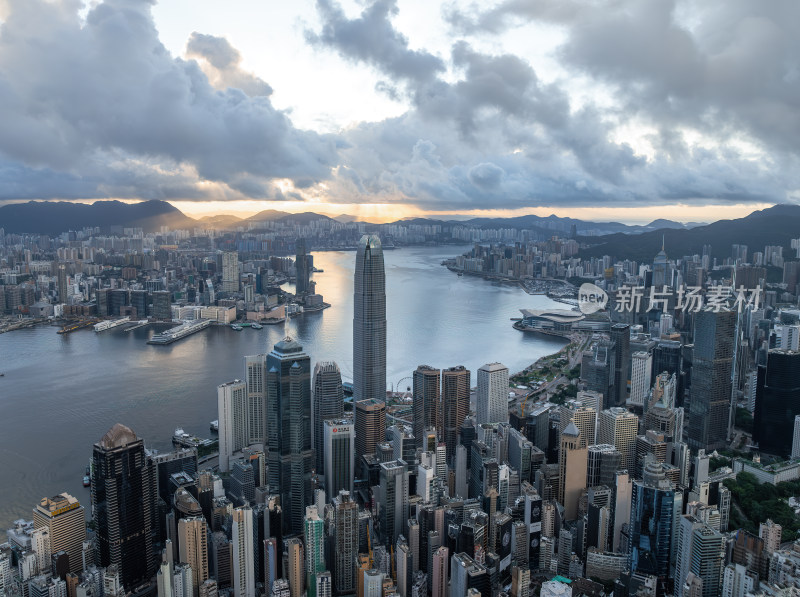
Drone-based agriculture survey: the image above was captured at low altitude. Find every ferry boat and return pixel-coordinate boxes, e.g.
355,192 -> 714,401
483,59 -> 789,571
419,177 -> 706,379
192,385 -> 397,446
210,420 -> 219,433
94,317 -> 130,332
230,324 -> 243,331
250,323 -> 263,330
147,319 -> 212,345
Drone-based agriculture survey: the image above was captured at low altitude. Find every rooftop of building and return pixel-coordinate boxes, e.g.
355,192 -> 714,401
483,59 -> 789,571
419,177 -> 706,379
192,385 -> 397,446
97,423 -> 138,450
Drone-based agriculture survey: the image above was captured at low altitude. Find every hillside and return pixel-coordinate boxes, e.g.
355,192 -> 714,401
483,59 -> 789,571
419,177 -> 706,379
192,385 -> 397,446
580,204 -> 800,261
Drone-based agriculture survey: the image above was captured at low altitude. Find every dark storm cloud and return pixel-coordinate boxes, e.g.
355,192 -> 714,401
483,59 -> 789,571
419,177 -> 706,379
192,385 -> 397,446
305,0 -> 799,209
0,0 -> 338,201
305,0 -> 445,84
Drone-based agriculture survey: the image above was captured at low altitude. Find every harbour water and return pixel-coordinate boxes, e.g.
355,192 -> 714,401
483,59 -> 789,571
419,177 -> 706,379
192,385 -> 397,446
0,245 -> 566,528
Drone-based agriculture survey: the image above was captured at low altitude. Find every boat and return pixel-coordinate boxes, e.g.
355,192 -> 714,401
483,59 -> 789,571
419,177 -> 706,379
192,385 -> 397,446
250,323 -> 263,330
210,420 -> 219,433
230,324 -> 243,331
0,373 -> 4,377
148,319 -> 212,345
82,475 -> 90,487
94,317 -> 130,332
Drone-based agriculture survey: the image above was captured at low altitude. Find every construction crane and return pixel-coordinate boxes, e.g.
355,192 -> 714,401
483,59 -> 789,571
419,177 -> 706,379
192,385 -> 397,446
520,392 -> 531,418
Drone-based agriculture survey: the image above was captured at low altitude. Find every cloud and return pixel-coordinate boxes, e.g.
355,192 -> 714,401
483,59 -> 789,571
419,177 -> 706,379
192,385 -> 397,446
305,0 -> 799,210
305,0 -> 445,85
0,0 -> 338,201
185,32 -> 274,97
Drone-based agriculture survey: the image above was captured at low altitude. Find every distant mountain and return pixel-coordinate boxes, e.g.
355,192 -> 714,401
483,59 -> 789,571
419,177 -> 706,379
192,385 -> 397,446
196,214 -> 243,228
244,209 -> 291,222
333,214 -> 359,223
0,200 -> 195,234
580,204 -> 800,261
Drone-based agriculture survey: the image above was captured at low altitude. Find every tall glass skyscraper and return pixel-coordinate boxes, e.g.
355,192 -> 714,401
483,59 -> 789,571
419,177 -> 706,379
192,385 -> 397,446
754,349 -> 800,457
688,310 -> 735,452
91,424 -> 155,590
353,234 -> 386,404
266,337 -> 312,536
313,361 -> 345,472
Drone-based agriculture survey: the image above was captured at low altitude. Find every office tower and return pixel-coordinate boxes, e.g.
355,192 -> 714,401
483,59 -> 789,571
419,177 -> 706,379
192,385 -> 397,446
296,239 -> 310,295
754,349 -> 800,457
611,323 -> 631,407
32,493 -> 86,575
688,310 -> 736,452
304,507 -> 325,597
450,553 -> 489,597
675,516 -> 724,597
178,517 -> 209,597
57,263 -> 68,303
31,526 -> 50,573
355,398 -> 386,464
598,407 -> 638,472
629,351 -> 653,407
92,424 -> 155,590
431,546 -> 448,597
313,362 -> 345,472
722,563 -> 757,597
222,251 -> 239,293
581,336 -> 616,409
361,569 -> 384,597
558,423 -> 587,521
378,460 -> 409,546
558,401 -> 596,447
587,444 -> 622,488
287,538 -> 305,597
507,429 -> 534,484
218,380 -> 248,473
413,365 -> 441,450
628,461 -> 680,589
244,355 -> 267,445
759,519 -> 782,553
477,363 -> 509,425
442,366 -> 470,463
652,339 -> 684,405
353,234 -> 386,404
266,338 -> 312,536
232,506 -> 255,597
324,419 -> 355,497
332,491 -> 358,597
653,240 -> 670,287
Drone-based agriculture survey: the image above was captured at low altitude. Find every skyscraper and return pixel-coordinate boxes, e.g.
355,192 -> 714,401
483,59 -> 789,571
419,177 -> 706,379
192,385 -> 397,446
688,310 -> 735,452
32,493 -> 86,575
313,362 -> 345,472
629,351 -> 653,408
753,349 -> 800,458
378,460 -> 409,547
244,355 -> 267,445
628,460 -> 681,592
332,491 -> 359,597
477,363 -> 509,425
558,423 -> 587,521
413,365 -> 441,450
442,366 -> 470,464
610,323 -> 631,407
355,398 -> 386,465
222,251 -> 239,293
232,506 -> 255,597
353,234 -> 386,404
598,407 -> 639,471
266,338 -> 313,536
218,380 -> 248,473
324,419 -> 354,497
57,264 -> 68,303
304,506 -> 326,597
91,424 -> 155,590
296,239 -> 311,295
178,517 -> 209,597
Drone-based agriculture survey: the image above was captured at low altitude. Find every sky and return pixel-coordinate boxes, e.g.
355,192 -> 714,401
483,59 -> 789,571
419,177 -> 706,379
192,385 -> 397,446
0,0 -> 797,223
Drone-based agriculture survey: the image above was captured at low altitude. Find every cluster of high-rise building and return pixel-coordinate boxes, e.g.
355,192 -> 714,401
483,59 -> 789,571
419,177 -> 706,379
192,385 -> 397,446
6,226 -> 800,597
